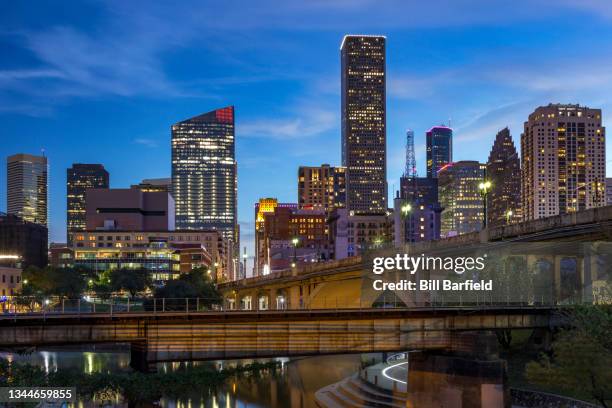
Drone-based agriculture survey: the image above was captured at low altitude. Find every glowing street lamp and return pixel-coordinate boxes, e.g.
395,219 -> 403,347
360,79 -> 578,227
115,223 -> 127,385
479,180 -> 492,228
505,209 -> 514,224
292,237 -> 299,265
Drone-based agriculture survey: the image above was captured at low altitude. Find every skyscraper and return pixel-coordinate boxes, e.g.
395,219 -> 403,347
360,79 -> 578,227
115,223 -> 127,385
341,35 -> 387,214
486,128 -> 521,227
521,104 -> 606,220
7,154 -> 48,227
298,164 -> 346,212
426,126 -> 453,178
67,164 -> 109,244
171,107 -> 238,246
438,161 -> 485,237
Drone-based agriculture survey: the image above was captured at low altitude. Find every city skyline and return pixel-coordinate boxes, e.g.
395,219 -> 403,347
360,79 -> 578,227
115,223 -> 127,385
2,1 -> 612,265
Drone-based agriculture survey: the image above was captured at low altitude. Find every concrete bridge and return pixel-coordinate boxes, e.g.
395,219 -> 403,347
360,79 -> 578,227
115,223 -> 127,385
0,306 -> 555,371
220,206 -> 612,311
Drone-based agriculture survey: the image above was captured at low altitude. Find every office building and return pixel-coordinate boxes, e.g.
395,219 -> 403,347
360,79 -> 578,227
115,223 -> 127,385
86,188 -> 175,232
67,164 -> 109,244
257,205 -> 329,273
341,35 -> 387,214
438,161 -> 485,237
399,176 -> 439,207
486,128 -> 522,227
7,154 -> 48,226
521,104 -> 606,220
171,107 -> 238,247
393,197 -> 441,246
298,164 -> 346,212
426,126 -> 453,178
328,208 -> 393,260
131,178 -> 171,194
0,212 -> 48,268
254,199 -> 298,275
72,230 -> 229,282
606,178 -> 612,206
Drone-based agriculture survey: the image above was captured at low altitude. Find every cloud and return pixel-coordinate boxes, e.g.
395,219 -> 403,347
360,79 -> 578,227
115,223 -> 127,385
133,138 -> 159,148
239,108 -> 336,140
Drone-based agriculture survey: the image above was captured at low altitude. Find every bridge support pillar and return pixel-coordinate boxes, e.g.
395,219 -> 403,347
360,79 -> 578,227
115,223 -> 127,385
130,341 -> 156,373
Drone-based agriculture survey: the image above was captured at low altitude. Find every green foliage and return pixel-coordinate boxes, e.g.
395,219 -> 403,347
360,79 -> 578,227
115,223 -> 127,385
109,268 -> 151,298
155,267 -> 221,306
0,357 -> 280,406
19,265 -> 92,299
525,305 -> 612,407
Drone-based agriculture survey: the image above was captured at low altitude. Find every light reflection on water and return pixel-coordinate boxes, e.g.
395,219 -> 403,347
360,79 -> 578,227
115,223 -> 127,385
1,346 -> 365,408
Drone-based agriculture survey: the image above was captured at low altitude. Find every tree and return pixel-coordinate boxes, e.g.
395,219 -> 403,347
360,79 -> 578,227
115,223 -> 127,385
526,305 -> 612,407
109,268 -> 151,298
19,265 -> 89,299
154,267 -> 221,309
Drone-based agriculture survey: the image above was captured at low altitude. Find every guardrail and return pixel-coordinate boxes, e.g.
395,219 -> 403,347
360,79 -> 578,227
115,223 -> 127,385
0,294 -> 568,319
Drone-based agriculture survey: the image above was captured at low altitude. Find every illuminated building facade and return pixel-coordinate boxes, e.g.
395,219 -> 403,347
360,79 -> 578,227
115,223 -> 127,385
256,204 -> 328,273
171,107 -> 238,247
486,128 -> 522,227
426,126 -> 453,178
130,178 -> 171,194
67,164 -> 109,244
399,176 -> 438,207
298,164 -> 346,212
393,197 -> 441,245
521,104 -> 606,220
72,230 -> 226,282
438,161 -> 485,237
254,199 -> 297,275
7,153 -> 48,227
328,208 -> 393,259
341,35 -> 387,214
0,212 -> 48,268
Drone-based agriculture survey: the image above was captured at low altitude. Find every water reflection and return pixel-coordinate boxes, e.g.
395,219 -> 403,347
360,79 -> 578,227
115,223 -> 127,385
1,345 -> 510,407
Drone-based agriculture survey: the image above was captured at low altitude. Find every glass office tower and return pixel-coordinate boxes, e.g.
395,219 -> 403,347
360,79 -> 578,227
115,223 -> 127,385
171,107 -> 238,245
426,126 -> 453,178
7,153 -> 48,227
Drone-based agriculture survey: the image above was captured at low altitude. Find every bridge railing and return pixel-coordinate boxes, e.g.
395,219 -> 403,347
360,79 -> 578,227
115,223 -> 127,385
0,293 -> 576,317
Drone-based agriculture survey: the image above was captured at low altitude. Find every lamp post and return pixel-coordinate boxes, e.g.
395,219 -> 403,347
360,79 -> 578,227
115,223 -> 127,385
291,237 -> 299,267
478,180 -> 492,228
242,253 -> 248,278
401,202 -> 412,243
505,209 -> 513,224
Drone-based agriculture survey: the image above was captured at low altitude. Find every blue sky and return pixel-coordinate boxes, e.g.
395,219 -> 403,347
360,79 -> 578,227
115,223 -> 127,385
2,0 -> 612,267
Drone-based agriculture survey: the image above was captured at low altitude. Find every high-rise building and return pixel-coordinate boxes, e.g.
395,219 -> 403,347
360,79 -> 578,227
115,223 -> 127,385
399,176 -> 438,207
171,106 -> 238,247
486,128 -> 521,227
7,154 -> 48,227
438,161 -> 485,237
328,209 -> 393,259
131,178 -> 171,194
298,164 -> 346,212
393,198 -> 441,246
67,164 -> 109,244
426,126 -> 453,178
341,35 -> 387,214
0,212 -> 48,268
521,104 -> 606,220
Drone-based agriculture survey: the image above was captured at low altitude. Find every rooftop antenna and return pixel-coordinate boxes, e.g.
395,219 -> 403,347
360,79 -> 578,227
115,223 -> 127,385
404,129 -> 417,178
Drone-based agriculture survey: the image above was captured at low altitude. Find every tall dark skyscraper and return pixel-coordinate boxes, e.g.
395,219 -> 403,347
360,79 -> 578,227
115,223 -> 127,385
67,164 -> 109,244
486,128 -> 521,227
7,153 -> 48,227
341,35 -> 387,214
171,106 -> 238,246
426,126 -> 453,178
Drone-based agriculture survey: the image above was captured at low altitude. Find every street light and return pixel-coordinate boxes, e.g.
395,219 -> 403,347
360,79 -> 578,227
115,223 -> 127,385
292,237 -> 299,265
478,180 -> 492,228
242,253 -> 248,279
401,202 -> 413,243
505,209 -> 513,224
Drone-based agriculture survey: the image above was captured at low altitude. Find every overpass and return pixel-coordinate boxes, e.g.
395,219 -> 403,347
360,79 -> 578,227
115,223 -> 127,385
0,306 -> 555,372
220,206 -> 612,311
